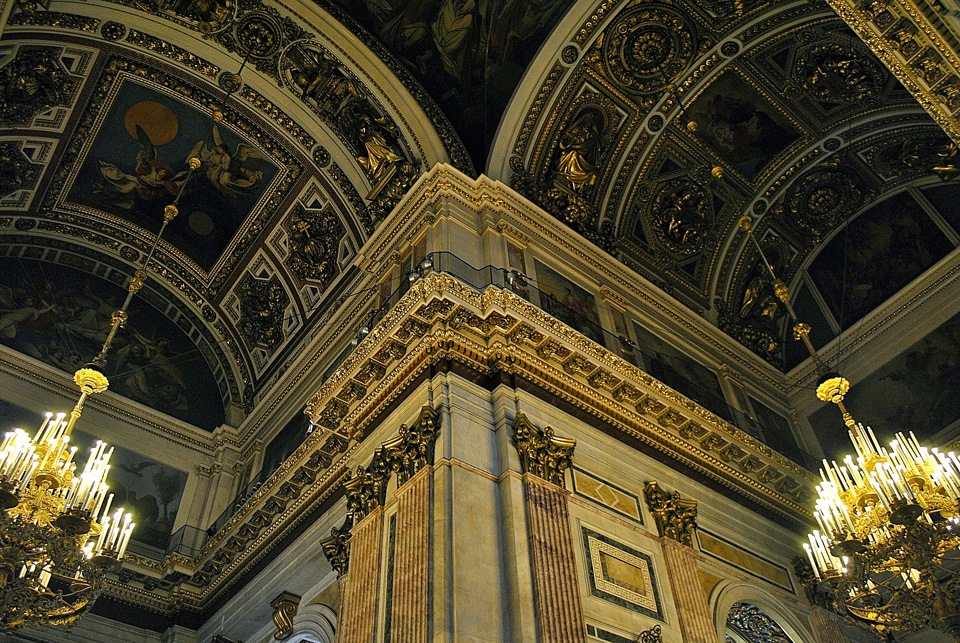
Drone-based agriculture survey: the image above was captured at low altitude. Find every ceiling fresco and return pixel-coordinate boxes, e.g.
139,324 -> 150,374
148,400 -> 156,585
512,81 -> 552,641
0,0 -> 957,425
66,79 -> 281,272
0,259 -> 225,430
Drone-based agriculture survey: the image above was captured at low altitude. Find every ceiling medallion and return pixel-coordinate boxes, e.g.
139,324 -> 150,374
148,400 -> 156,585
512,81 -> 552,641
602,5 -> 696,96
785,166 -> 863,242
795,43 -> 882,104
650,179 -> 710,255
233,11 -> 284,60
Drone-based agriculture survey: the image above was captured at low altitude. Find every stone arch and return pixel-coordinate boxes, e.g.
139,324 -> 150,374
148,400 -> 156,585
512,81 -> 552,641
287,602 -> 337,643
711,580 -> 816,643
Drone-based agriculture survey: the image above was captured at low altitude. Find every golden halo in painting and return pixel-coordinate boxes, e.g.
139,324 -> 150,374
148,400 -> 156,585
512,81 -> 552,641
123,101 -> 178,145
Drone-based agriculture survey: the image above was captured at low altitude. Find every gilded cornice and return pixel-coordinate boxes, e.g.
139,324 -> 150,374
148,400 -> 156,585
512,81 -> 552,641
305,271 -> 814,521
9,266 -> 813,618
825,0 -> 960,144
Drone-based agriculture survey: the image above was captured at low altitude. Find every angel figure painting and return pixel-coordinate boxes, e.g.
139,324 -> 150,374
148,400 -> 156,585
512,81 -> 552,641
68,82 -> 278,271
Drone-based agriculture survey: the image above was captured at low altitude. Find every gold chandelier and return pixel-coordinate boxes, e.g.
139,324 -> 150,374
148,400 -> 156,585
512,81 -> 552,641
0,158 -> 200,630
738,216 -> 960,639
805,374 -> 960,638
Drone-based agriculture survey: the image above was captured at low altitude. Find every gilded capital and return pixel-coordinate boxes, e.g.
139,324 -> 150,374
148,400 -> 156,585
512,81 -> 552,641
643,481 -> 698,547
511,413 -> 576,488
320,523 -> 351,577
381,406 -> 440,486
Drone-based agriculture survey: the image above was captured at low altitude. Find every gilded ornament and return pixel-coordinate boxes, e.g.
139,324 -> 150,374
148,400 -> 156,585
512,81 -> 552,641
651,180 -> 710,254
320,523 -> 351,576
269,592 -> 300,640
0,46 -> 78,128
816,375 -> 850,404
796,43 -> 881,103
643,481 -> 698,547
553,109 -> 602,196
601,5 -> 697,97
511,413 -> 576,488
73,367 -> 109,394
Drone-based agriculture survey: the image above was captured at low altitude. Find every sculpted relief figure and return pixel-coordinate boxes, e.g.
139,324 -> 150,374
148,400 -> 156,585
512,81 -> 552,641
554,111 -> 601,195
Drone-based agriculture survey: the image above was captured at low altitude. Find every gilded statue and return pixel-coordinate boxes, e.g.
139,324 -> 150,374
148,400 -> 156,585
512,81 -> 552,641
554,111 -> 601,195
356,114 -> 403,189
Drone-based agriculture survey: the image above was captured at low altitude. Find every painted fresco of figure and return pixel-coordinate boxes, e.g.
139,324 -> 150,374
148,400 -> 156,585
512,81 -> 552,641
94,125 -> 190,209
189,123 -> 266,197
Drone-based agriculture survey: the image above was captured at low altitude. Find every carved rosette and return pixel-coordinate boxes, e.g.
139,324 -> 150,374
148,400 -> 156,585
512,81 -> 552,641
236,272 -> 289,352
283,203 -> 345,285
321,523 -> 351,576
795,43 -> 882,104
601,5 -> 697,97
785,166 -> 863,241
643,481 -> 698,547
651,179 -> 710,255
511,413 -> 576,488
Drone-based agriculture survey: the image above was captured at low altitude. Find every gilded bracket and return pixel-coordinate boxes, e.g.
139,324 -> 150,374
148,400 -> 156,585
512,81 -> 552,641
269,591 -> 301,640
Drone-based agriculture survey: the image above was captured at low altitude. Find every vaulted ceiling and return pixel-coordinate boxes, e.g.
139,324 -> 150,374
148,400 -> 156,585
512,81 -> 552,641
1,0 -> 958,433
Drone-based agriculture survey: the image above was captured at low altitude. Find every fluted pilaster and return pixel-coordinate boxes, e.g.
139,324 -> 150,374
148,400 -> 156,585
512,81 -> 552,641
524,475 -> 584,642
339,508 -> 383,643
389,466 -> 432,642
660,538 -> 714,643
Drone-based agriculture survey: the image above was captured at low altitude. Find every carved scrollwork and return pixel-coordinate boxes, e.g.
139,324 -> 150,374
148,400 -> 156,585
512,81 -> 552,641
236,272 -> 289,352
796,43 -> 882,104
601,5 -> 697,97
320,523 -> 351,577
511,413 -> 576,488
269,591 -> 300,640
726,602 -> 792,643
643,481 -> 698,547
637,624 -> 663,643
0,142 -> 41,201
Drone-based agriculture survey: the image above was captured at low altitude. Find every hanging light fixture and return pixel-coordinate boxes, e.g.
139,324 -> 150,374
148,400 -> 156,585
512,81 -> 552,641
0,158 -> 201,631
739,215 -> 960,639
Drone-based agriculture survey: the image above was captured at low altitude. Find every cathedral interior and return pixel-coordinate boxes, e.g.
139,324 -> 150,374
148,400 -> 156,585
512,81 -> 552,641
1,0 -> 960,641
